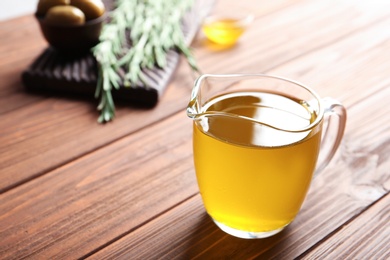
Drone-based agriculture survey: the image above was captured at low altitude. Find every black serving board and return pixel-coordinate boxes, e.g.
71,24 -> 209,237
22,0 -> 213,107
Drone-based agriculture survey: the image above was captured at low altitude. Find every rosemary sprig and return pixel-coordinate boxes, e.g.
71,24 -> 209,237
92,0 -> 198,123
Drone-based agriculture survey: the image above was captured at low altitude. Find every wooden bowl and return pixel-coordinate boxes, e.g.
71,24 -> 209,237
36,13 -> 105,54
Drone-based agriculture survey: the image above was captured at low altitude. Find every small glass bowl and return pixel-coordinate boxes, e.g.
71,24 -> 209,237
202,5 -> 253,46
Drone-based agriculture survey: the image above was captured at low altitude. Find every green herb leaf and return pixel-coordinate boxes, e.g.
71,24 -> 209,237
92,0 -> 199,123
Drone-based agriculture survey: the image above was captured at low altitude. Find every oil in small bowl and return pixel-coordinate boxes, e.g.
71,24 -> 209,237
202,12 -> 253,45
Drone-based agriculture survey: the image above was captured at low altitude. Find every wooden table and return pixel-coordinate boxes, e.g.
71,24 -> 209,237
1,0 -> 389,258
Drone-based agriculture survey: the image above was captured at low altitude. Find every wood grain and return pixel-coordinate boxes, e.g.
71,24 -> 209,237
1,0 -> 389,193
1,26 -> 389,259
80,82 -> 390,260
0,112 -> 197,259
302,193 -> 390,259
0,0 -> 390,259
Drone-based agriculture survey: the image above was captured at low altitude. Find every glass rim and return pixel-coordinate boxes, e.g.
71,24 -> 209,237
189,73 -> 325,133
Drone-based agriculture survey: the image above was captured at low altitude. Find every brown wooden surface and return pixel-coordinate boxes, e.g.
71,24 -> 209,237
0,0 -> 389,259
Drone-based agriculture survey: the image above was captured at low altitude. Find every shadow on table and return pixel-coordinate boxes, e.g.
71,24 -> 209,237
182,212 -> 292,259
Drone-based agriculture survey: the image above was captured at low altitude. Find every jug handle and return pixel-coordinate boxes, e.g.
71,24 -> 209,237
315,98 -> 347,174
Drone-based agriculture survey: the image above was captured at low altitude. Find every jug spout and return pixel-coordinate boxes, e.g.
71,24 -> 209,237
186,98 -> 199,119
186,74 -> 206,120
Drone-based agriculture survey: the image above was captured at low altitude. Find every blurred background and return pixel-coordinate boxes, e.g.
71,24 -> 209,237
0,0 -> 38,21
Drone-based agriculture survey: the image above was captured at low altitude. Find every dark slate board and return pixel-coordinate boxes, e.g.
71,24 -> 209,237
22,0 -> 213,107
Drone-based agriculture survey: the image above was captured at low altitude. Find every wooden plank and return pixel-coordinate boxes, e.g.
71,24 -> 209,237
0,15 -> 45,68
267,19 -> 390,108
88,194 -> 281,259
0,64 -> 194,193
0,112 -> 198,259
1,0 -> 389,192
193,0 -> 390,74
89,194 -> 390,259
302,193 -> 390,259
0,14 -> 48,114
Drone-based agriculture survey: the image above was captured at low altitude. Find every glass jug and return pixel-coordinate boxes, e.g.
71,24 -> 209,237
187,74 -> 347,239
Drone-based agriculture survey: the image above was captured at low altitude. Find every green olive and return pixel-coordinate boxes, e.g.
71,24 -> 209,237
36,0 -> 70,16
70,0 -> 105,20
45,6 -> 85,26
